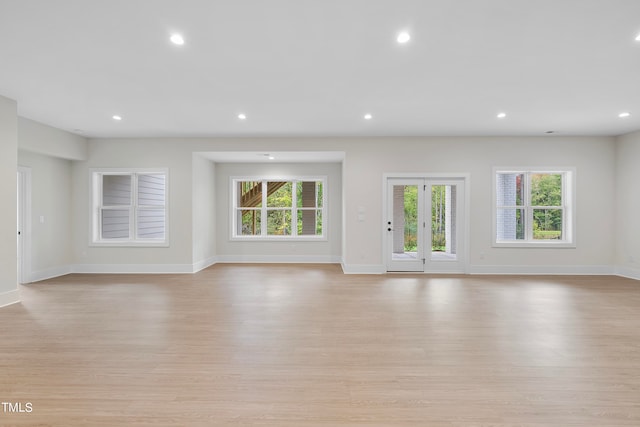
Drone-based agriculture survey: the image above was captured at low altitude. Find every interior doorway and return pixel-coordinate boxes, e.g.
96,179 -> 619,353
385,175 -> 467,273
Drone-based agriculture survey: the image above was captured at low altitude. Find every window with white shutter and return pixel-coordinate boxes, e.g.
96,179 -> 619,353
92,169 -> 168,246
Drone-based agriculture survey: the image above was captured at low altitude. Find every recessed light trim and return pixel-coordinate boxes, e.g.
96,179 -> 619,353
397,32 -> 411,44
170,34 -> 185,45
112,115 -> 122,121
497,112 -> 507,119
619,112 -> 631,118
364,114 -> 372,120
238,113 -> 247,120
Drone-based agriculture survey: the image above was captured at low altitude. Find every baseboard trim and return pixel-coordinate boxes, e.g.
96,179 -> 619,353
615,266 -> 640,281
192,256 -> 217,273
29,265 -> 73,283
0,290 -> 20,308
216,255 -> 342,264
468,264 -> 615,276
341,263 -> 386,274
72,264 -> 195,274
21,261 -> 639,281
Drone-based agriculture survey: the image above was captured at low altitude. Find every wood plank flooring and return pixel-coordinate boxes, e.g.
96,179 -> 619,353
1,264 -> 639,426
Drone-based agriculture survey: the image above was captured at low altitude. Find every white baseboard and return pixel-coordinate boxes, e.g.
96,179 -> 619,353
615,265 -> 640,281
216,255 -> 341,264
468,264 -> 615,276
341,263 -> 386,274
21,261 -> 639,281
72,263 -> 195,274
0,290 -> 20,308
29,265 -> 73,283
192,256 -> 217,273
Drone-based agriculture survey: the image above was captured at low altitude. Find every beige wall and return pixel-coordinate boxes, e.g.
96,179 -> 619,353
192,154 -> 216,269
214,162 -> 342,262
18,150 -> 74,280
0,95 -> 18,304
615,131 -> 640,278
340,137 -> 616,273
18,117 -> 87,161
3,129 -> 626,278
71,139 -> 195,271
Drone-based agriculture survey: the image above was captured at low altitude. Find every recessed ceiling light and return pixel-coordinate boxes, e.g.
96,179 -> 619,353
364,114 -> 372,120
397,32 -> 411,44
635,33 -> 640,41
497,112 -> 507,119
619,112 -> 631,118
170,34 -> 185,45
238,113 -> 247,120
112,115 -> 122,121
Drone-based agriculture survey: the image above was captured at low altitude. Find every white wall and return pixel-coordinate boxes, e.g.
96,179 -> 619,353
0,95 -> 19,306
18,151 -> 74,281
72,139 -> 195,272
214,162 -> 342,262
192,154 -> 216,270
615,131 -> 640,279
18,117 -> 87,161
70,135 -> 617,275
340,137 -> 617,273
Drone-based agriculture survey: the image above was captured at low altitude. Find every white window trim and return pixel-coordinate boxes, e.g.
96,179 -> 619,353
492,167 -> 576,248
230,176 -> 327,241
90,168 -> 169,247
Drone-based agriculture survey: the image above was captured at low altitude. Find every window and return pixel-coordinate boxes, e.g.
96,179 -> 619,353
494,169 -> 574,247
92,169 -> 168,246
232,178 -> 325,239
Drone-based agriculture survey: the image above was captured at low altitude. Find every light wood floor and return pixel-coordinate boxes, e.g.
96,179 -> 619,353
1,264 -> 640,426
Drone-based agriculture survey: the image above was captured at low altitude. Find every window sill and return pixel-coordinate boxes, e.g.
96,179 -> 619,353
493,241 -> 575,249
90,241 -> 169,248
231,236 -> 327,242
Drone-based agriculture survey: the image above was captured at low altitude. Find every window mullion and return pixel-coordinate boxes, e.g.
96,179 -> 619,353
131,173 -> 137,240
261,181 -> 267,237
525,172 -> 533,241
292,181 -> 298,237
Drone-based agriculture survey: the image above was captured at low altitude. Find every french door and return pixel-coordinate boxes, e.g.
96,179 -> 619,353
386,177 -> 466,273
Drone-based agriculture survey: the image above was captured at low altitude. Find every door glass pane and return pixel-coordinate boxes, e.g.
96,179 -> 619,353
392,185 -> 418,261
431,185 -> 457,261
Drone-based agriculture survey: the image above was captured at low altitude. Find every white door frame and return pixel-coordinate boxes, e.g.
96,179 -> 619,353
17,166 -> 32,284
382,173 -> 470,273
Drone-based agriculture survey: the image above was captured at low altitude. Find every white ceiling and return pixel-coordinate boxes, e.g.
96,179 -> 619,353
1,0 -> 640,138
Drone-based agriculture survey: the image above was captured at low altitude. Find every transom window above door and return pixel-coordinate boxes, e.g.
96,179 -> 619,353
231,178 -> 326,240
